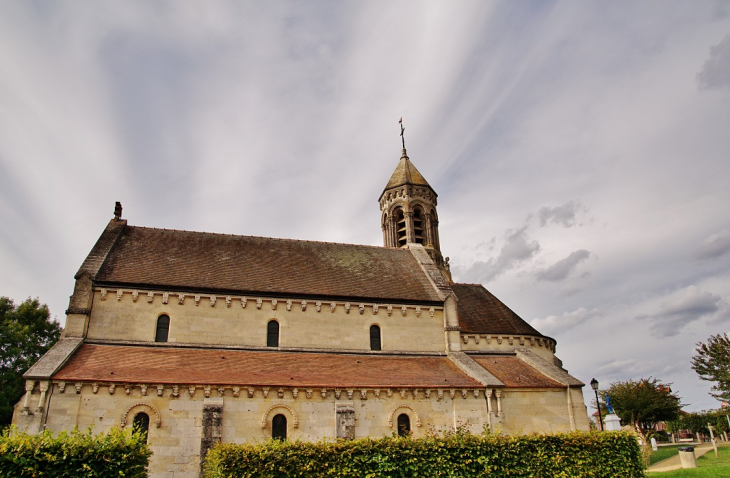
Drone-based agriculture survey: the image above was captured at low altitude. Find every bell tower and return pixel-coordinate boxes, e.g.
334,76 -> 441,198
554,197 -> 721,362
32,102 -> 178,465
379,121 -> 446,272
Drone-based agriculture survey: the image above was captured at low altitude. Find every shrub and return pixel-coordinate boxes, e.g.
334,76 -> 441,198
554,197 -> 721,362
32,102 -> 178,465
204,431 -> 642,478
0,426 -> 151,477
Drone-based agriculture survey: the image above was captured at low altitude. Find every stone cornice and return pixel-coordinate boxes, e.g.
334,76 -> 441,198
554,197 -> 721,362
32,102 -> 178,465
94,288 -> 442,318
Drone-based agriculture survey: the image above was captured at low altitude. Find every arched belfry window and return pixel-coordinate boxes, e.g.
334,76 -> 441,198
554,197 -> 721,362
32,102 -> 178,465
397,413 -> 411,437
394,207 -> 407,247
267,320 -> 279,347
370,325 -> 381,351
272,414 -> 287,440
413,208 -> 424,244
155,315 -> 170,342
133,412 -> 150,443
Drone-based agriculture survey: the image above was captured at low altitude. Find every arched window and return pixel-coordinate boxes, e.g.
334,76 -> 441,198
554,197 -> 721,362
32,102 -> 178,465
272,413 -> 287,440
370,325 -> 381,351
394,207 -> 407,247
267,320 -> 279,347
413,208 -> 424,244
397,413 -> 411,437
155,315 -> 170,342
133,412 -> 150,443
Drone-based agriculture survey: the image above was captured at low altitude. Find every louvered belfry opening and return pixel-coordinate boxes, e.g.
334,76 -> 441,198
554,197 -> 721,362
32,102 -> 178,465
394,207 -> 407,246
413,208 -> 424,244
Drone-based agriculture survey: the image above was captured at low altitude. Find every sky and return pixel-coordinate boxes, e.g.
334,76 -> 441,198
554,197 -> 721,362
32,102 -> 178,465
1,0 -> 729,413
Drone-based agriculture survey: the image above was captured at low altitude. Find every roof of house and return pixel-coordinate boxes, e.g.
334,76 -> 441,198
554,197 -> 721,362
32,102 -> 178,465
53,344 -> 483,388
89,225 -> 444,303
381,150 -> 434,194
450,283 -> 544,337
470,356 -> 564,388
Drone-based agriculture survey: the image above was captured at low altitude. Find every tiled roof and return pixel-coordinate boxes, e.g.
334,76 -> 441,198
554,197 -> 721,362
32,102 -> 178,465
92,226 -> 442,303
53,344 -> 483,388
471,356 -> 564,388
382,152 -> 434,193
451,283 -> 544,337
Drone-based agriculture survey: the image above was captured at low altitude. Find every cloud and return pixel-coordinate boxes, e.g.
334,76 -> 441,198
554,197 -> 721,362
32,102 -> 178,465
694,230 -> 730,260
638,286 -> 728,337
538,201 -> 580,227
536,249 -> 591,281
530,307 -> 600,335
456,226 -> 540,283
697,34 -> 730,91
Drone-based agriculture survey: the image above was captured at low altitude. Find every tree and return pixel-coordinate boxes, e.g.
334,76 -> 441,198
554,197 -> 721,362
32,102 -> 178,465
599,378 -> 682,440
0,297 -> 61,427
691,333 -> 730,402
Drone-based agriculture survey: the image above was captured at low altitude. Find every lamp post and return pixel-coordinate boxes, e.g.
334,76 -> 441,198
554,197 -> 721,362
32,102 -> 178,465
591,378 -> 603,431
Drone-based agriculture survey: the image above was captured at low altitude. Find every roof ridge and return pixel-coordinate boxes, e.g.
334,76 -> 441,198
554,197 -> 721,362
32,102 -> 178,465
126,225 -> 401,251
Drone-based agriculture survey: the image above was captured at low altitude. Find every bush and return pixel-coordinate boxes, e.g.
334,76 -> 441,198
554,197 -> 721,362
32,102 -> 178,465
204,431 -> 643,478
0,426 -> 151,477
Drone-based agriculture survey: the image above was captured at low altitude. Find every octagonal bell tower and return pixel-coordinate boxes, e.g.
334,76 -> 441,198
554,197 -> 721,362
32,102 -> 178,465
379,145 -> 446,272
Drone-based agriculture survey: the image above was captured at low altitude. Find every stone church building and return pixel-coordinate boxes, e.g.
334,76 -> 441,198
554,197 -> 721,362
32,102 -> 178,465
14,146 -> 590,477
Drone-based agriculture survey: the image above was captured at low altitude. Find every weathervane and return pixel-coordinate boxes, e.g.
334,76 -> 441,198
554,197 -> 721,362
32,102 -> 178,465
399,117 -> 406,149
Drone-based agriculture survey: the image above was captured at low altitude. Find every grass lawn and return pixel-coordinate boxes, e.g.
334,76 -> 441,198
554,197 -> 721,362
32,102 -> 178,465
652,444 -> 730,477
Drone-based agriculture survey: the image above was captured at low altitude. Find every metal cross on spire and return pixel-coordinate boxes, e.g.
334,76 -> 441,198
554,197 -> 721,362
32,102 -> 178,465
399,117 -> 406,149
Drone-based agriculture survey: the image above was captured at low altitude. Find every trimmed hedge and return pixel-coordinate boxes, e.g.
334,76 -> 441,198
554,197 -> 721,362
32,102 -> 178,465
0,427 -> 151,477
204,431 -> 643,478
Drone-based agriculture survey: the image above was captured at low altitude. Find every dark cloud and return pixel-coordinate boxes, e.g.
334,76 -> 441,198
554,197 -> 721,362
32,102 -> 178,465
639,286 -> 726,337
536,249 -> 591,281
697,34 -> 730,91
694,230 -> 730,260
538,201 -> 580,227
456,226 -> 540,283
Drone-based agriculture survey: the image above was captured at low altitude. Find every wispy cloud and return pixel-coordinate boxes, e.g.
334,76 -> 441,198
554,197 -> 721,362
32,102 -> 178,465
456,226 -> 540,283
697,34 -> 730,91
536,249 -> 591,281
538,201 -> 581,228
531,307 -> 600,335
694,230 -> 730,260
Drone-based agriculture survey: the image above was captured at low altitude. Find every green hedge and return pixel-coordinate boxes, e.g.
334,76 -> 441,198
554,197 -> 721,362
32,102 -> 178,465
0,427 -> 151,477
204,431 -> 642,478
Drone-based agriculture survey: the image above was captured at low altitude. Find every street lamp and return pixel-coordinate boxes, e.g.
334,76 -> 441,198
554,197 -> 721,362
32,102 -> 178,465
591,378 -> 603,431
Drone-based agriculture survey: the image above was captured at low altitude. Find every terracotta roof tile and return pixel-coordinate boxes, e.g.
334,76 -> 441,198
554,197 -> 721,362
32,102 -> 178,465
471,356 -> 564,388
451,283 -> 544,337
53,344 -> 482,389
93,226 -> 442,303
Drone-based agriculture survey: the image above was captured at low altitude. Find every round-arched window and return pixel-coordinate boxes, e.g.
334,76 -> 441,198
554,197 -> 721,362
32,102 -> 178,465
397,413 -> 411,437
272,413 -> 287,440
155,315 -> 170,342
133,412 -> 150,443
370,325 -> 381,351
267,320 -> 279,347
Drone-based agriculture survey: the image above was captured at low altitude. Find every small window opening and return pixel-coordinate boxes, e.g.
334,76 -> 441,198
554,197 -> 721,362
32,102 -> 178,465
133,412 -> 150,443
370,325 -> 381,351
413,209 -> 424,244
397,413 -> 411,437
155,315 -> 170,342
395,208 -> 407,246
272,413 -> 287,440
267,320 -> 279,347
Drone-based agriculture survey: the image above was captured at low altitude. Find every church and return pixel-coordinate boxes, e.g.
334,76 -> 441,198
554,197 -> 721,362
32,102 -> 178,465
14,141 -> 590,478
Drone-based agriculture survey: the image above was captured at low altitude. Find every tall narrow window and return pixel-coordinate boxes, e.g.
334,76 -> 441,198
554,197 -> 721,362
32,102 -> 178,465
267,320 -> 279,347
155,315 -> 170,342
133,412 -> 150,443
272,414 -> 287,440
397,413 -> 411,437
370,325 -> 381,351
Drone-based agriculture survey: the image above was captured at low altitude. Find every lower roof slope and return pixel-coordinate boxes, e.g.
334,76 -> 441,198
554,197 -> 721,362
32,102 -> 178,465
92,225 -> 443,303
53,344 -> 482,389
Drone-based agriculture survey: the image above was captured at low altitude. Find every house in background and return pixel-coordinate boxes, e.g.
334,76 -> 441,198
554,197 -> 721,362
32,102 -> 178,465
14,145 -> 590,477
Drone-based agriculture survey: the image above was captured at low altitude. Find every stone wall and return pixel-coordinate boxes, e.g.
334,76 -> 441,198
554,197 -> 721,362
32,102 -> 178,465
16,380 -> 589,478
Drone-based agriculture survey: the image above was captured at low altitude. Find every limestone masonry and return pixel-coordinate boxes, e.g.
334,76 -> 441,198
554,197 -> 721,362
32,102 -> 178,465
13,146 -> 590,478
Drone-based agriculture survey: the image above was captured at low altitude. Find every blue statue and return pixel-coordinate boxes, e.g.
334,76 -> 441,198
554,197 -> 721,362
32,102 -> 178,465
605,394 -> 615,414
